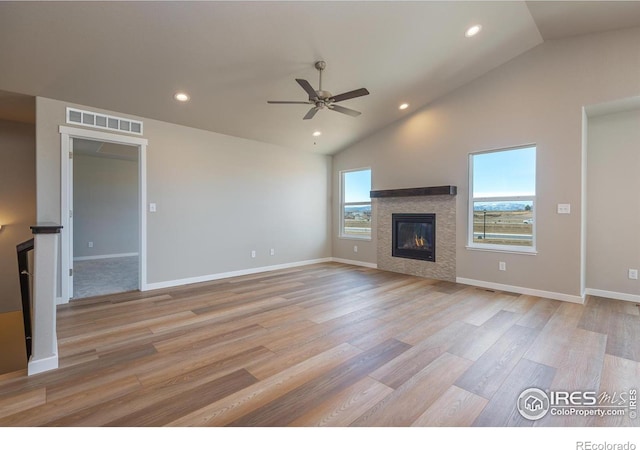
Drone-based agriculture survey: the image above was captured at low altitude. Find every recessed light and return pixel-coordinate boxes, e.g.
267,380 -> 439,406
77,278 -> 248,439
174,92 -> 190,102
312,131 -> 322,137
465,24 -> 482,38
399,103 -> 409,110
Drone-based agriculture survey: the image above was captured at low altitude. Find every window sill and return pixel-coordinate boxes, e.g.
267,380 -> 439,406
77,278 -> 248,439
339,235 -> 372,241
465,245 -> 537,256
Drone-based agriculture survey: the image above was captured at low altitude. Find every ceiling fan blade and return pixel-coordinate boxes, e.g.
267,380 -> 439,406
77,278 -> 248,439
329,88 -> 370,103
296,79 -> 318,99
303,107 -> 320,120
329,104 -> 361,117
267,101 -> 313,104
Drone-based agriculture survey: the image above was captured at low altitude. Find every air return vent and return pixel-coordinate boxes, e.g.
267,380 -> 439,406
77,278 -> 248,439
66,108 -> 143,135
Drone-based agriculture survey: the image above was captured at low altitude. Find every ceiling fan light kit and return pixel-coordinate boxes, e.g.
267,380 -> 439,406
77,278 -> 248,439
268,61 -> 370,120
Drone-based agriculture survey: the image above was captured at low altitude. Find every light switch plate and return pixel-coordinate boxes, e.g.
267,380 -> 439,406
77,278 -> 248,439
557,203 -> 571,214
149,203 -> 157,212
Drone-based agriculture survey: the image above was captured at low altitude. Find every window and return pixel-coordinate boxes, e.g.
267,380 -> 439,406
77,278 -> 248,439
468,145 -> 536,252
340,168 -> 372,239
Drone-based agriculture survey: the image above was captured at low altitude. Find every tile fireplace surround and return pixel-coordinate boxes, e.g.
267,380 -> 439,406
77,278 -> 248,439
372,186 -> 457,282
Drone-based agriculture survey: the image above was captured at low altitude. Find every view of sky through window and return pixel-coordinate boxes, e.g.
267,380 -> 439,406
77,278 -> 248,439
473,147 -> 536,197
344,169 -> 372,202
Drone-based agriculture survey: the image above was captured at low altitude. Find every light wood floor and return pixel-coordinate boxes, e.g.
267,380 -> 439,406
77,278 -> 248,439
0,263 -> 638,427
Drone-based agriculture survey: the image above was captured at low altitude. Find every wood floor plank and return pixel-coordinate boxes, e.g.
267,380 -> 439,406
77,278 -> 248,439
595,354 -> 640,427
449,310 -> 521,361
516,297 -> 561,330
288,377 -> 393,427
460,291 -> 514,326
395,289 -> 484,345
0,376 -> 141,426
370,320 -> 476,389
305,294 -> 384,324
151,322 -> 267,354
347,321 -> 408,352
261,320 -> 334,353
246,335 -> 348,380
352,352 -> 472,427
148,295 -> 294,334
454,325 -> 539,399
605,311 -> 640,362
580,297 -> 640,362
550,328 -> 607,392
167,343 -> 363,426
106,369 -> 258,426
411,385 -> 488,427
523,307 -> 583,368
578,296 -> 614,335
45,349 -> 266,426
138,339 -> 273,388
0,388 -> 45,420
536,328 -> 607,426
227,339 -> 410,426
503,294 -> 539,315
0,263 -> 636,427
46,343 -> 159,402
473,358 -> 555,427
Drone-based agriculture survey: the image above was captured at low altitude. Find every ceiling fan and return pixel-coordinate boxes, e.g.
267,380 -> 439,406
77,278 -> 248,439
268,61 -> 370,120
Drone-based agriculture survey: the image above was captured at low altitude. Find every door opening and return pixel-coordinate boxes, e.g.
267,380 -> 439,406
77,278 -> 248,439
59,126 -> 148,304
71,138 -> 139,299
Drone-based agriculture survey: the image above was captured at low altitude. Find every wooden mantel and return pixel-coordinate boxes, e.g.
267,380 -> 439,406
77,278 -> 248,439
370,185 -> 457,198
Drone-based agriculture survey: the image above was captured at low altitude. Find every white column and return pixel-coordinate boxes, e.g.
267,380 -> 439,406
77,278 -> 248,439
28,224 -> 61,375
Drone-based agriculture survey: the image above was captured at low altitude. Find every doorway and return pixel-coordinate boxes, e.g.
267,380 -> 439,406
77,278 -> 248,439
59,126 -> 148,303
72,138 -> 139,299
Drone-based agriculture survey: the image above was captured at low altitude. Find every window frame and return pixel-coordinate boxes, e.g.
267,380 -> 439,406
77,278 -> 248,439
467,145 -> 537,254
339,167 -> 372,240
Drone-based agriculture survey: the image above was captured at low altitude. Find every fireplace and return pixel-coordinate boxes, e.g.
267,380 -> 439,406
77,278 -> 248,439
392,213 -> 435,262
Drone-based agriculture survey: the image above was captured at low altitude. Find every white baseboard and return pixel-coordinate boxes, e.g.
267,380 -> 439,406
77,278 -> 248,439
584,288 -> 640,303
331,258 -> 378,269
74,252 -> 138,261
144,257 -> 333,291
456,277 -> 585,304
28,353 -> 58,376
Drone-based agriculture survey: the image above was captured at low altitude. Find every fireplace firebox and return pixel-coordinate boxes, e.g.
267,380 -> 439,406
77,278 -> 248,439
392,213 -> 435,262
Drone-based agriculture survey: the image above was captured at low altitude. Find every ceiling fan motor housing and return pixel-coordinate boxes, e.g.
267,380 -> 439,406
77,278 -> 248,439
267,59 -> 369,119
315,90 -> 333,101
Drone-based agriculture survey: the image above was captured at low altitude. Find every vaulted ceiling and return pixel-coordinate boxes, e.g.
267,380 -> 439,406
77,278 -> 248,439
1,1 -> 639,154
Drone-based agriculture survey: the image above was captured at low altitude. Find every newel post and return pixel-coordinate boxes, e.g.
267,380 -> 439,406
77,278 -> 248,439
28,223 -> 62,375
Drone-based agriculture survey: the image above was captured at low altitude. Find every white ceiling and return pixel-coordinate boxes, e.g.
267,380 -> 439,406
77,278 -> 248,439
0,1 -> 639,154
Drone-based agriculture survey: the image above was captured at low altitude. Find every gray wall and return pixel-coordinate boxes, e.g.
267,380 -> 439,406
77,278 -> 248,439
0,119 -> 35,313
332,27 -> 640,298
73,154 -> 138,259
586,108 -> 640,296
36,98 -> 332,286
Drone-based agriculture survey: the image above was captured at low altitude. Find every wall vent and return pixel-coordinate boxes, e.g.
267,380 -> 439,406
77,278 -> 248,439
66,107 -> 143,135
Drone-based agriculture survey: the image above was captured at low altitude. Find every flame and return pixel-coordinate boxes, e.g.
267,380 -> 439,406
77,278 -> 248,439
414,234 -> 425,248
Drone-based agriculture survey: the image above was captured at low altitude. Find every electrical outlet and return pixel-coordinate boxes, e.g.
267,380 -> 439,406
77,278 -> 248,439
353,245 -> 358,253
499,261 -> 506,271
149,203 -> 157,212
629,269 -> 638,280
251,250 -> 256,258
270,248 -> 275,256
88,241 -> 93,248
